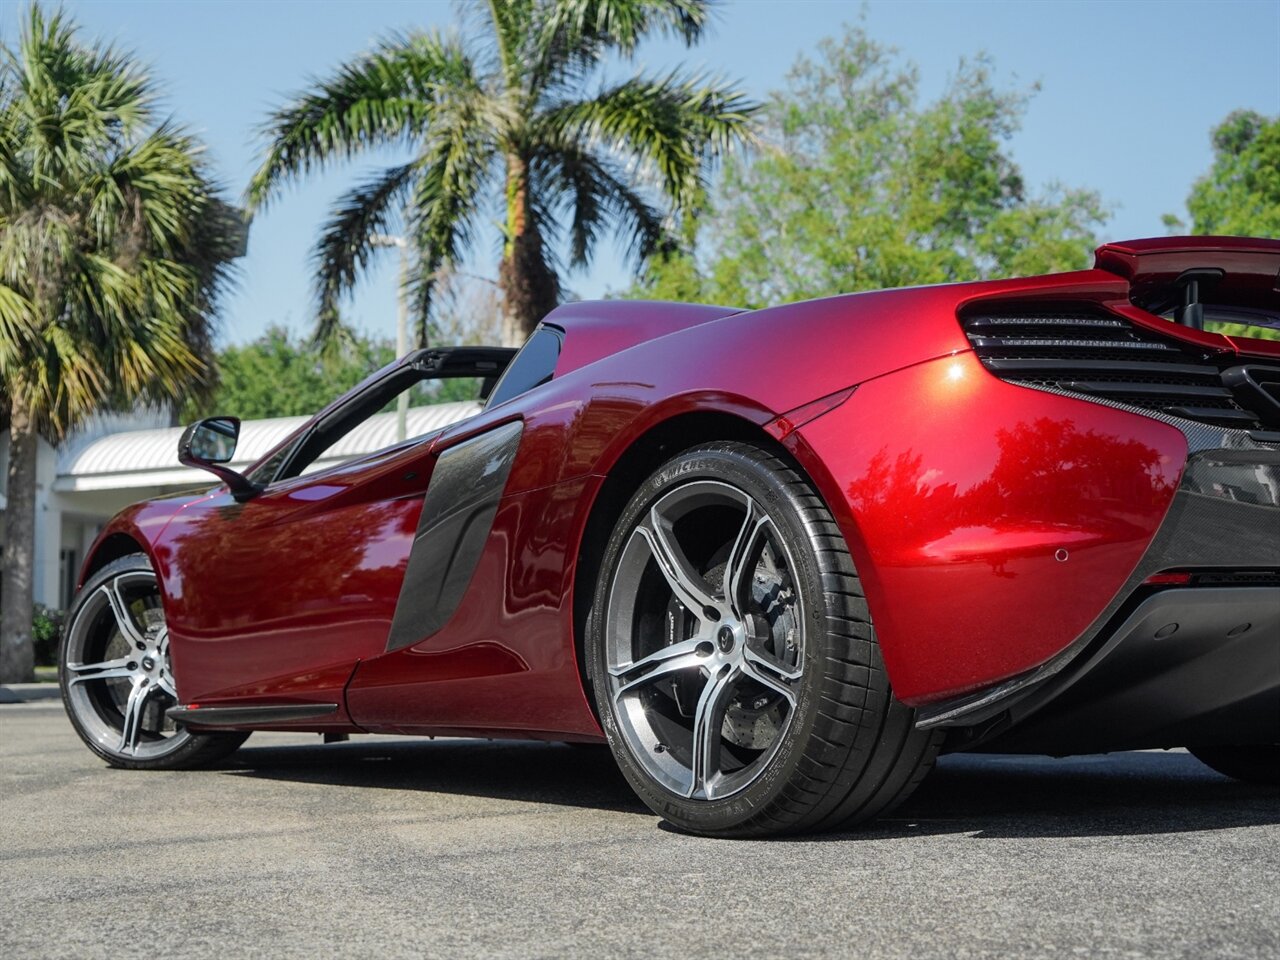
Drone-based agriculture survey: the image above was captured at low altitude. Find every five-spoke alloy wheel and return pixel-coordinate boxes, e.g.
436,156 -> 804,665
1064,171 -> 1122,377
587,442 -> 941,837
604,479 -> 805,802
60,554 -> 247,769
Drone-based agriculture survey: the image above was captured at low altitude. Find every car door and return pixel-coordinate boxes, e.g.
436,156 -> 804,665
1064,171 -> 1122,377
158,434 -> 442,718
157,349 -> 512,718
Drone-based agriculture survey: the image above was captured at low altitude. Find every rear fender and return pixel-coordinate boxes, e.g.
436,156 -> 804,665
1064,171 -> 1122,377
782,351 -> 1188,704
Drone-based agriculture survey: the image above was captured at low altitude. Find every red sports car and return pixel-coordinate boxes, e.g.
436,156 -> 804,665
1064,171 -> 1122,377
60,236 -> 1280,836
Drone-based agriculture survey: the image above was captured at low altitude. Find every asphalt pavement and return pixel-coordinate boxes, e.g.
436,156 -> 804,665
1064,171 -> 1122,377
1,696 -> 1277,959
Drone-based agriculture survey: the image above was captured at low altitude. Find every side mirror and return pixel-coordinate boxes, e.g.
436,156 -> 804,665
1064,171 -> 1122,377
178,417 -> 261,501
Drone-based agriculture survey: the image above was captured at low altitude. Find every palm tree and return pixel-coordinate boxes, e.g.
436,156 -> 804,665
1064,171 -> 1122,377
0,3 -> 238,682
248,0 -> 756,347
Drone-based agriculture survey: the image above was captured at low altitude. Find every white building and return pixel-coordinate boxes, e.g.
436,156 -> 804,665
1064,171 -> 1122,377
0,402 -> 479,610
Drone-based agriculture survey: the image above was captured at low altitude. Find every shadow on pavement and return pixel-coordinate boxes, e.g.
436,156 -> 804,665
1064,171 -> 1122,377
867,750 -> 1280,840
226,738 -> 1280,837
226,738 -> 647,815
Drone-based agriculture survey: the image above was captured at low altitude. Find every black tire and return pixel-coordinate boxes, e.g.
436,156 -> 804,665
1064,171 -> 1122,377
585,441 -> 941,837
60,553 -> 248,770
1189,745 -> 1280,785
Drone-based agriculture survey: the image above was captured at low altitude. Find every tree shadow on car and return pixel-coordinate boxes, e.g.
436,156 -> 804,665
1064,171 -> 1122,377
224,737 -> 649,815
846,750 -> 1280,841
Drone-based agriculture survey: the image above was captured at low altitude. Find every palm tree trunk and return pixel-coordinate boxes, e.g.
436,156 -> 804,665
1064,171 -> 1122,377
499,154 -> 560,347
1,393 -> 37,683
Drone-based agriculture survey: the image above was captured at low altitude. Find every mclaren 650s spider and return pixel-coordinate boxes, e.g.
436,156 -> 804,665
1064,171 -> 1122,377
61,236 -> 1280,836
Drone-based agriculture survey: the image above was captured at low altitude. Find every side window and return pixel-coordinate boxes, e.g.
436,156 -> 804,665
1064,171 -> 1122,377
245,347 -> 516,487
296,380 -> 469,476
271,368 -> 480,483
485,326 -> 563,409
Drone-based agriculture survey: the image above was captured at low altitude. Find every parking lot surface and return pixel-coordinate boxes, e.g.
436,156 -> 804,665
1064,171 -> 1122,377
1,698 -> 1277,959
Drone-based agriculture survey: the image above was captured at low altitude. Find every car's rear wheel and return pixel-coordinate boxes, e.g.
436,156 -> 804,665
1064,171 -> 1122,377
1189,744 -> 1280,785
585,441 -> 941,837
60,554 -> 248,770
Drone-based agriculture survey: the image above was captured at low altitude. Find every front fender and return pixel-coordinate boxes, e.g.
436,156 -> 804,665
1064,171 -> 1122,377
79,493 -> 215,591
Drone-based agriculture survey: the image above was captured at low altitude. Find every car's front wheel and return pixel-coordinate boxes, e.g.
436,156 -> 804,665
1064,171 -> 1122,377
60,554 -> 248,769
585,441 -> 941,837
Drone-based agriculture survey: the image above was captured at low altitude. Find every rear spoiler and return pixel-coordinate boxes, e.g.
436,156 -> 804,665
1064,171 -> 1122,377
1095,236 -> 1280,331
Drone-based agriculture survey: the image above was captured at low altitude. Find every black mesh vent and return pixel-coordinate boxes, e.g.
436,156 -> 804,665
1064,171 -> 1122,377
961,309 -> 1280,430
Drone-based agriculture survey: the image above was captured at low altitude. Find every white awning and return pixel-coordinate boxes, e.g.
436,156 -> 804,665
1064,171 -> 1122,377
52,401 -> 482,493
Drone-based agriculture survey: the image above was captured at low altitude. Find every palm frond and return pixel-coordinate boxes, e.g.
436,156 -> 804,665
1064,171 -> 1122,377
540,69 -> 758,209
402,94 -> 497,345
529,0 -> 714,93
247,30 -> 478,210
310,161 -> 420,347
476,0 -> 531,86
533,144 -> 666,268
15,3 -> 155,182
0,75 -> 30,211
84,122 -> 206,255
0,282 -> 38,374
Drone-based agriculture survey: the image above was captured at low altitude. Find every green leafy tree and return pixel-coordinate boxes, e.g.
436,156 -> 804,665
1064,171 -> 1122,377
631,27 -> 1108,307
246,0 -> 756,348
1167,110 -> 1280,238
187,322 -> 490,423
1165,110 -> 1280,343
183,326 -> 395,422
191,269 -> 503,422
0,4 -> 236,682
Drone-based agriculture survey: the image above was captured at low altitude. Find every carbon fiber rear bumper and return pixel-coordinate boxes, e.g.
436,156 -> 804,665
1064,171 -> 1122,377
973,584 -> 1279,753
918,423 -> 1280,738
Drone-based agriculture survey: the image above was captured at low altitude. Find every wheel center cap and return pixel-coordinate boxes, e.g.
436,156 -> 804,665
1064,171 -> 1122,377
141,655 -> 156,672
716,625 -> 736,654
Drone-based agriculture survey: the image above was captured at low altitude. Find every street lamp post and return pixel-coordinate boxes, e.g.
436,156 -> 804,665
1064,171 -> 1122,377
369,234 -> 410,442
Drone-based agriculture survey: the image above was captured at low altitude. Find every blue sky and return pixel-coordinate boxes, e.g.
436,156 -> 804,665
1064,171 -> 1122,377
3,0 -> 1278,346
